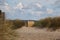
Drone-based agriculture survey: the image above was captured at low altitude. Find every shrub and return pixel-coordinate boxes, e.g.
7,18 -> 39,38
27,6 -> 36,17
12,19 -> 25,29
33,17 -> 60,31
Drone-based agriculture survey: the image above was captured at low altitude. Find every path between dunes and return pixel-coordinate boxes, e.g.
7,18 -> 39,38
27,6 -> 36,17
15,27 -> 60,40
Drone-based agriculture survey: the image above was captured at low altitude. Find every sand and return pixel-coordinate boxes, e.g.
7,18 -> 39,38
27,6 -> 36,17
15,27 -> 60,40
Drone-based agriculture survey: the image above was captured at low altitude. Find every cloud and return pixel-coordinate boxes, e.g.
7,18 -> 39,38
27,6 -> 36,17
4,6 -> 10,11
47,8 -> 53,14
54,0 -> 60,4
4,0 -> 59,20
53,0 -> 60,8
46,0 -> 49,2
31,11 -> 43,16
0,3 -> 10,12
35,3 -> 42,8
0,0 -> 5,5
4,2 -> 9,6
46,0 -> 56,4
4,3 -> 10,11
14,2 -> 24,10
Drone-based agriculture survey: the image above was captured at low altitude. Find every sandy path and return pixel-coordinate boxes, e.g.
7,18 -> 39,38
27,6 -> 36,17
15,27 -> 60,40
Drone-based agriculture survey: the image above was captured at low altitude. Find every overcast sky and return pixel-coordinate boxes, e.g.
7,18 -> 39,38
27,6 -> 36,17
0,0 -> 60,20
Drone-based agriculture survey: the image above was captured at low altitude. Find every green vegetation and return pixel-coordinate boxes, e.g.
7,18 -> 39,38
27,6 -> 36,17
33,17 -> 60,31
11,19 -> 25,29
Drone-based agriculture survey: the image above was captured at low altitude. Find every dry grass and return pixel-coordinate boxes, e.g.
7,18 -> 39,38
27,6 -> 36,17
0,21 -> 18,40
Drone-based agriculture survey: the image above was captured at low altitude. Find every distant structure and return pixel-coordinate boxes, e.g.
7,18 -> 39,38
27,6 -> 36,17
0,10 -> 5,21
24,20 -> 35,27
28,20 -> 35,27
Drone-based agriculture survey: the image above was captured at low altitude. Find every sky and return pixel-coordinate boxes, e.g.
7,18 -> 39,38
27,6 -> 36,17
0,0 -> 60,20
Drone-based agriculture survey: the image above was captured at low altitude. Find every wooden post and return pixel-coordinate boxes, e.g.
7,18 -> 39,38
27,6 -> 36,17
0,10 -> 5,40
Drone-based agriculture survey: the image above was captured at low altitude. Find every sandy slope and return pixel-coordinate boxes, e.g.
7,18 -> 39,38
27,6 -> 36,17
15,27 -> 60,40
